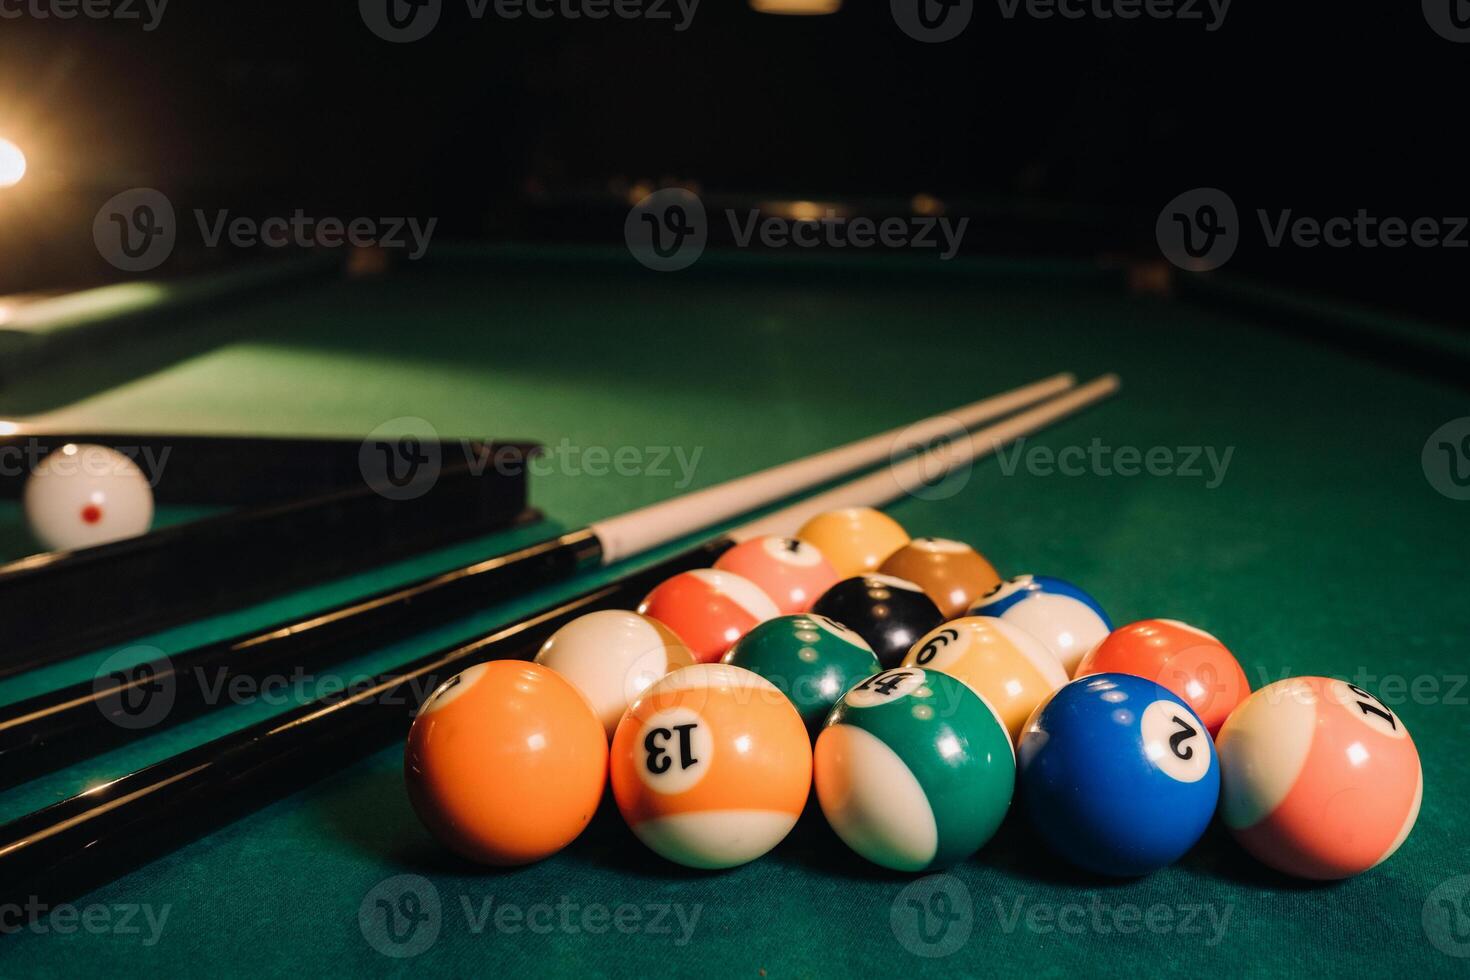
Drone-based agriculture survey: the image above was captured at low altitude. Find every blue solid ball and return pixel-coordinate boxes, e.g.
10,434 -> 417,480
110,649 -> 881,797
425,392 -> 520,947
1018,673 -> 1219,876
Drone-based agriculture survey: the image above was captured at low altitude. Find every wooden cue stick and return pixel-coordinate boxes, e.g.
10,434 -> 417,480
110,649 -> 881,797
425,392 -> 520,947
0,375 -> 1118,919
0,374 -> 1074,790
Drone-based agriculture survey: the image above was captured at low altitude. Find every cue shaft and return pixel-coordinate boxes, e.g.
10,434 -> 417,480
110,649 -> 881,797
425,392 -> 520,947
0,374 -> 1073,789
0,379 -> 1117,918
0,539 -> 733,916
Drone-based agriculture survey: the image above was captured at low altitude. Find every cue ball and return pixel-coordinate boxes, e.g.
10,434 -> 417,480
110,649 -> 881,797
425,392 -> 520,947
405,661 -> 608,866
534,610 -> 695,739
814,667 -> 1015,871
610,663 -> 812,869
722,612 -> 880,733
1075,618 -> 1250,735
24,443 -> 155,552
1216,677 -> 1422,880
968,573 -> 1112,675
796,507 -> 910,578
713,536 -> 841,614
811,574 -> 944,669
902,616 -> 1068,744
1018,673 -> 1219,876
878,537 -> 1001,619
637,568 -> 780,663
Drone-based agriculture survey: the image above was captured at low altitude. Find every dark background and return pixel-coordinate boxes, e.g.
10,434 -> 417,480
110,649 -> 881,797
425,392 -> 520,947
0,2 -> 1464,323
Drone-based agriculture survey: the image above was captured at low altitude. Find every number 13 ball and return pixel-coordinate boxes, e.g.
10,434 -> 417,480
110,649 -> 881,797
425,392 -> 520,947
1018,673 -> 1219,877
1216,677 -> 1421,880
611,663 -> 812,869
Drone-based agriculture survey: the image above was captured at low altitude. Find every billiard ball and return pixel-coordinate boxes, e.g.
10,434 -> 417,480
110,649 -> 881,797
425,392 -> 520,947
902,616 -> 1068,744
23,443 -> 155,552
811,574 -> 944,669
1074,619 -> 1250,736
610,663 -> 811,869
1018,673 -> 1219,876
534,610 -> 696,739
713,535 -> 841,614
878,537 -> 1001,619
405,660 -> 607,866
968,574 -> 1111,675
795,507 -> 909,577
1216,677 -> 1421,879
722,613 -> 880,733
637,568 -> 780,663
814,666 -> 1014,871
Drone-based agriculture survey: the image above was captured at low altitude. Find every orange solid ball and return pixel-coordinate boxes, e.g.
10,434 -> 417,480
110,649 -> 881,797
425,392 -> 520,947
796,507 -> 910,578
405,660 -> 608,866
1074,619 -> 1250,736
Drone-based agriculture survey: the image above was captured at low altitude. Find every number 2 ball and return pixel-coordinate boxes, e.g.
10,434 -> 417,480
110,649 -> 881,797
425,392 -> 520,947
713,536 -> 841,614
1216,677 -> 1421,880
1018,673 -> 1219,877
814,667 -> 1015,871
811,574 -> 944,669
1075,618 -> 1250,735
610,663 -> 812,869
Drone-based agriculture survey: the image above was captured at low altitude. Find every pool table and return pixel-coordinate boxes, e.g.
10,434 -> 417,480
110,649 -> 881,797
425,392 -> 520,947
0,245 -> 1466,977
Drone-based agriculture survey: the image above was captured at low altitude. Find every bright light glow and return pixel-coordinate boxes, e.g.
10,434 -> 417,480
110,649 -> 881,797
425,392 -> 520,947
936,734 -> 962,760
734,735 -> 753,754
0,138 -> 25,188
750,0 -> 842,12
1347,742 -> 1369,767
0,421 -> 18,436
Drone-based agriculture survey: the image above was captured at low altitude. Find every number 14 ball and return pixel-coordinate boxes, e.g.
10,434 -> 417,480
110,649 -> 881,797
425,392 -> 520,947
1216,677 -> 1421,880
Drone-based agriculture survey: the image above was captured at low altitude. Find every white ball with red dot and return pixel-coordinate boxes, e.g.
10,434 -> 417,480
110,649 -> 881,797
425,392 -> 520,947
23,444 -> 155,551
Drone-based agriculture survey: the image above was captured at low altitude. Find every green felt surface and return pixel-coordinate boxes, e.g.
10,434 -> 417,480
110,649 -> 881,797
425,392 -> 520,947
0,247 -> 1467,977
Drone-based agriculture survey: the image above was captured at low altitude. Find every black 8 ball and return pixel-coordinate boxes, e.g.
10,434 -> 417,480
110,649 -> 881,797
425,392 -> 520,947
810,574 -> 945,669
